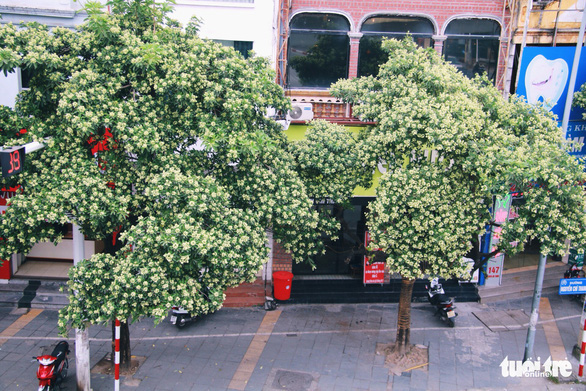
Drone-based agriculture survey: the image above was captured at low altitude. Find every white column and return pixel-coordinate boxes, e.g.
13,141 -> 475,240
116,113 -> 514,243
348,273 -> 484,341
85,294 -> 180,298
72,223 -> 91,391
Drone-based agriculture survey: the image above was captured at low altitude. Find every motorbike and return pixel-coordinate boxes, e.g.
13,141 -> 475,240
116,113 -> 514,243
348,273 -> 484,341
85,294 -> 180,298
564,263 -> 585,279
425,278 -> 457,327
564,262 -> 585,302
170,306 -> 198,328
33,340 -> 70,391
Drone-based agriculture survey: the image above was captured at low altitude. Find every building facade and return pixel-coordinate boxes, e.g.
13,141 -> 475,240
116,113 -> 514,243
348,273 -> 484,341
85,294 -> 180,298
277,0 -> 510,124
273,0 -> 513,283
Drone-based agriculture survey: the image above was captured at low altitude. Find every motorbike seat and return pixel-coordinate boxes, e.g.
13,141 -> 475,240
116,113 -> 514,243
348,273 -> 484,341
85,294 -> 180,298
50,341 -> 69,357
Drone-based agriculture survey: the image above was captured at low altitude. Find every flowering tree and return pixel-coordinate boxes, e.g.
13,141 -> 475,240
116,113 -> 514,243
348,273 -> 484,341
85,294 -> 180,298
575,83 -> 586,116
0,0 -> 359,373
331,38 -> 586,355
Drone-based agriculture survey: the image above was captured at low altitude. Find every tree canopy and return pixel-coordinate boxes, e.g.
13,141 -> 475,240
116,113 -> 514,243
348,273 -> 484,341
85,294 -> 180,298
331,38 -> 586,352
332,38 -> 586,280
0,0 -> 359,332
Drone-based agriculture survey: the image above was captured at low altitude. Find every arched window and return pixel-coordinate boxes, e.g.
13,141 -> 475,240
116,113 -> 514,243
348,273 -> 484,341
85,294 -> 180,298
444,19 -> 501,83
358,16 -> 435,77
287,13 -> 350,89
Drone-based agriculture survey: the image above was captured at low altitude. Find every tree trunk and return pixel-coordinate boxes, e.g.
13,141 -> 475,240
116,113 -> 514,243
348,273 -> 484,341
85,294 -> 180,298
394,277 -> 415,355
112,320 -> 131,370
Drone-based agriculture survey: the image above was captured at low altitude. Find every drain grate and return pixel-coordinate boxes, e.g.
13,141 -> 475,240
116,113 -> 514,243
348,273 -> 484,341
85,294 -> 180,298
270,369 -> 316,391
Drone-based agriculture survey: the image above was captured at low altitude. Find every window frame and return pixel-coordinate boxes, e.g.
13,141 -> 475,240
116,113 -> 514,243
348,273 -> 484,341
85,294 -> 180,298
357,15 -> 435,78
287,12 -> 351,90
443,18 -> 502,84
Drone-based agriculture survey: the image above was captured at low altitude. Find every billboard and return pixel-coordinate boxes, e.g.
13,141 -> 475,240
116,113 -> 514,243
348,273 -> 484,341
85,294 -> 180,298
516,46 -> 586,155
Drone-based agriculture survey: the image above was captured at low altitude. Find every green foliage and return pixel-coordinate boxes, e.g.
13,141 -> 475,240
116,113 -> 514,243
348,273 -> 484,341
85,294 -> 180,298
0,1 -> 347,333
575,83 -> 586,119
60,169 -> 267,326
368,166 -> 486,280
332,38 -> 586,280
290,119 -> 370,204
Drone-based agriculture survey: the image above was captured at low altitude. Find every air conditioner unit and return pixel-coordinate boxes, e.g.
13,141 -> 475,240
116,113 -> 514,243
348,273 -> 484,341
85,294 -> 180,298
266,107 -> 290,130
287,103 -> 314,121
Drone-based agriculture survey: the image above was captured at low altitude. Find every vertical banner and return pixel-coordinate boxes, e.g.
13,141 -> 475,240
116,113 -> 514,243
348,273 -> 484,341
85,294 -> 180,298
0,186 -> 19,280
484,194 -> 512,287
364,231 -> 385,284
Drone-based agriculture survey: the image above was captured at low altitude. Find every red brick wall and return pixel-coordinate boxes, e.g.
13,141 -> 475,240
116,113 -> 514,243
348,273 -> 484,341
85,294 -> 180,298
291,1 -> 506,28
273,241 -> 293,273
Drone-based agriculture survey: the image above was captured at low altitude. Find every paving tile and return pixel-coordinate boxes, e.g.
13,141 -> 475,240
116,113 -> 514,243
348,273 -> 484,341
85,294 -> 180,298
409,369 -> 428,386
351,377 -> 371,390
368,381 -> 391,391
391,373 -> 411,389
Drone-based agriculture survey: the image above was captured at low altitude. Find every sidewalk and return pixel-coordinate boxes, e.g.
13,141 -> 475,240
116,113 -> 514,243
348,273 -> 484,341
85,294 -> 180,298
0,294 -> 585,390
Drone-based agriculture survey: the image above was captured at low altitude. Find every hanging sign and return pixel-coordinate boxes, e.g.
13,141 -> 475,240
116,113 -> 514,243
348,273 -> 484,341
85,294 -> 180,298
0,146 -> 24,178
364,231 -> 385,284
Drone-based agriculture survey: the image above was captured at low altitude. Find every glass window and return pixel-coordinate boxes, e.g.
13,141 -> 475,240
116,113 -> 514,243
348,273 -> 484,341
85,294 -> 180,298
287,13 -> 350,89
444,19 -> 501,84
214,40 -> 253,59
20,67 -> 32,90
358,16 -> 434,77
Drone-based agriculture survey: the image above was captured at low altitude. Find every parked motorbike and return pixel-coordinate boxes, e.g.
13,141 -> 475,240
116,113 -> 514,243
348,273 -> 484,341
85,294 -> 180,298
564,262 -> 585,302
564,263 -> 585,279
170,306 -> 198,328
33,340 -> 70,391
425,278 -> 457,327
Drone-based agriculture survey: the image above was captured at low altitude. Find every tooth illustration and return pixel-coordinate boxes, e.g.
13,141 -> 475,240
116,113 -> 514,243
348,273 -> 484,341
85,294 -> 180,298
524,55 -> 569,111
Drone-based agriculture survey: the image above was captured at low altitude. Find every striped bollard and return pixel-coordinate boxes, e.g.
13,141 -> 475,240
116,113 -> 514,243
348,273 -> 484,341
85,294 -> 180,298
578,320 -> 586,377
115,319 -> 120,391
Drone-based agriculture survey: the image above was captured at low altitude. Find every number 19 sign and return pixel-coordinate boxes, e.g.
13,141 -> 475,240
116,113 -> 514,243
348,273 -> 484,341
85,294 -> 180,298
0,146 -> 25,178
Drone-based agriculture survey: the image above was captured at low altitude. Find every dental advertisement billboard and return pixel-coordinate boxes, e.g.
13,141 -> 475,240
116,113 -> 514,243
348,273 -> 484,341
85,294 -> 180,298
516,46 -> 586,156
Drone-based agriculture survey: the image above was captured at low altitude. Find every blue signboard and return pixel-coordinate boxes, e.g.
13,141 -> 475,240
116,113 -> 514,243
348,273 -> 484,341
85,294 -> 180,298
559,278 -> 586,295
566,120 -> 586,156
516,46 -> 586,123
516,47 -> 586,159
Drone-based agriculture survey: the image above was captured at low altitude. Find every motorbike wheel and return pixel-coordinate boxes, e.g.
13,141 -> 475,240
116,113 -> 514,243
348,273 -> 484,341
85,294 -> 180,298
175,315 -> 187,328
60,358 -> 69,381
447,318 -> 455,328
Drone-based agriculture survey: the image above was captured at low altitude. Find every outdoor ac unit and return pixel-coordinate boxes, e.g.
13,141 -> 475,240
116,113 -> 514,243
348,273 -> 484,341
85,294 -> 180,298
266,107 -> 291,130
287,103 -> 314,121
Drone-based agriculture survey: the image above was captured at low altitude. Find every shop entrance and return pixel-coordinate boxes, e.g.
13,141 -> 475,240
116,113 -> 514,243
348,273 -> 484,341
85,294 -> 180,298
293,197 -> 374,277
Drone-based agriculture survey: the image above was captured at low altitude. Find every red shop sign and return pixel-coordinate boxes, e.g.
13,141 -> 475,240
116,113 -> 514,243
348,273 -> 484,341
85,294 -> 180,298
364,231 -> 385,284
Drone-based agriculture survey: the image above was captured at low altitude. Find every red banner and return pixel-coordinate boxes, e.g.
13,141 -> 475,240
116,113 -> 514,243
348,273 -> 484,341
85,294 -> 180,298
363,231 -> 385,284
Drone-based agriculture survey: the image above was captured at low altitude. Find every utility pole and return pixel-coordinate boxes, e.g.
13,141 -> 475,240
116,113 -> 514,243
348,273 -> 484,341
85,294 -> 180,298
525,4 -> 586,363
523,252 -> 547,361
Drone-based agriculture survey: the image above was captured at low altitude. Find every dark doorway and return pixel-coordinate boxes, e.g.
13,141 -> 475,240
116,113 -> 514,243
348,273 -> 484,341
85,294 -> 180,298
293,197 -> 374,276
